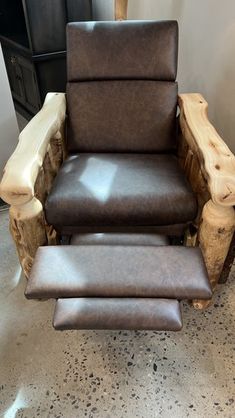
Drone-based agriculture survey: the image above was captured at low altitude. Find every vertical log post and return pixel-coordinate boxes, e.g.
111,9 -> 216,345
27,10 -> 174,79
0,93 -> 66,278
193,200 -> 235,309
178,94 -> 235,309
9,198 -> 48,278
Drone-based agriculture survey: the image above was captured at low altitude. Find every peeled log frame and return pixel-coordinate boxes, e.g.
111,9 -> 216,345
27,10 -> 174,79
193,200 -> 235,309
178,134 -> 210,246
34,131 -> 66,246
0,93 -> 66,278
178,94 -> 235,208
178,94 -> 235,308
9,198 -> 48,278
182,148 -> 235,307
9,127 -> 65,277
10,139 -> 61,279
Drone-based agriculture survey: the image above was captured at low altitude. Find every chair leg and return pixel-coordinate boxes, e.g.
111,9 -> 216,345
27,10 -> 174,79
192,199 -> 235,309
9,198 -> 48,278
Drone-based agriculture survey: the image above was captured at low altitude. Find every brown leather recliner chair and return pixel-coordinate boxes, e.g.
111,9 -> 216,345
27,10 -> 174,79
1,21 -> 235,330
46,21 -> 197,235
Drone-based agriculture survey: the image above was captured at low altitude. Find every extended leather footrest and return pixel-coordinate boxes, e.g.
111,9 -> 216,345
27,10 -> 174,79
25,245 -> 212,300
53,298 -> 183,331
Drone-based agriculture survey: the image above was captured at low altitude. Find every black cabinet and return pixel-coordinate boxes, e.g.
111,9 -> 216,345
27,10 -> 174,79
3,47 -> 41,113
0,0 -> 92,118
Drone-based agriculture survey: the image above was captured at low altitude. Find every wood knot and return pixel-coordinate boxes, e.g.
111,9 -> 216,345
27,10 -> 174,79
215,164 -> 220,170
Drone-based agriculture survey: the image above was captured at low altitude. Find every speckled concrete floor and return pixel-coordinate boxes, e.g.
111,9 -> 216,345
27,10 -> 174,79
0,210 -> 234,418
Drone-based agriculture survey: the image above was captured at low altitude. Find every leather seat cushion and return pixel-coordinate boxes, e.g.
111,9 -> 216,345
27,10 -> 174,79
45,153 -> 197,228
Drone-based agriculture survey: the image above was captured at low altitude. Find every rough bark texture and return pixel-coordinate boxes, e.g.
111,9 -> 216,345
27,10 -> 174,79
10,198 -> 48,278
0,93 -> 66,277
179,93 -> 235,207
193,201 -> 235,309
179,94 -> 235,308
178,132 -> 210,226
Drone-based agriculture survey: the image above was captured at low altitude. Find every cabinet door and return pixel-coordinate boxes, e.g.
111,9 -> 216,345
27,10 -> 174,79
17,55 -> 41,113
23,0 -> 67,54
67,0 -> 92,21
3,48 -> 25,105
35,56 -> 66,102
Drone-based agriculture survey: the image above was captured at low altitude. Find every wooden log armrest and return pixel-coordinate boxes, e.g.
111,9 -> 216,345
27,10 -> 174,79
0,92 -> 66,277
0,92 -> 66,206
178,93 -> 235,207
179,94 -> 235,308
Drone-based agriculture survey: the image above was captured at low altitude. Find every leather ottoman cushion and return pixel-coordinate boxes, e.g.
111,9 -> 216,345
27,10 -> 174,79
53,298 -> 183,331
45,153 -> 197,228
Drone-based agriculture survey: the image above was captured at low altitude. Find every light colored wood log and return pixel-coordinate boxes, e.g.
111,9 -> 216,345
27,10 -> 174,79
115,0 -> 128,20
34,126 -> 66,204
43,143 -> 57,197
178,133 -> 210,213
179,132 -> 210,248
0,92 -> 66,277
10,198 -> 48,278
178,93 -> 235,207
34,166 -> 47,205
50,127 -> 67,172
179,94 -> 235,308
0,92 -> 66,206
178,132 -> 189,170
193,200 -> 235,309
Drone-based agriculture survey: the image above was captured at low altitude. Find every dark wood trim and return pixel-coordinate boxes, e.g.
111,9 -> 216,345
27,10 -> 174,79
1,0 -> 92,117
0,35 -> 31,57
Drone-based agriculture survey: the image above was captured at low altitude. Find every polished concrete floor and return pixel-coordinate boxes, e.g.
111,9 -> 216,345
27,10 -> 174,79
0,209 -> 234,418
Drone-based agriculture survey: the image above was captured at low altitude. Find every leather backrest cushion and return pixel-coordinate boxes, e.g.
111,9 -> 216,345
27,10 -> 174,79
67,80 -> 178,153
67,20 -> 178,81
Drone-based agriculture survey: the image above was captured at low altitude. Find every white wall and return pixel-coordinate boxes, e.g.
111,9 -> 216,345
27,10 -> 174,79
92,0 -> 114,20
128,0 -> 235,152
0,44 -> 19,178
